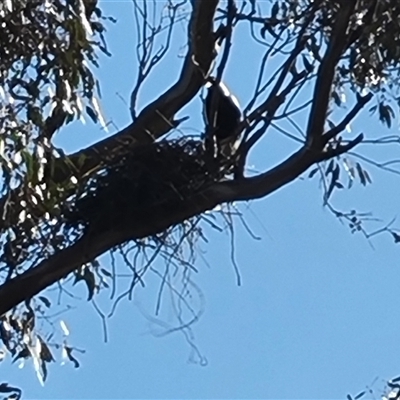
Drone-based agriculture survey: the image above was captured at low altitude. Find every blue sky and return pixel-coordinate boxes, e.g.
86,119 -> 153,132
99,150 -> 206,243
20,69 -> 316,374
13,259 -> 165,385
3,1 -> 400,399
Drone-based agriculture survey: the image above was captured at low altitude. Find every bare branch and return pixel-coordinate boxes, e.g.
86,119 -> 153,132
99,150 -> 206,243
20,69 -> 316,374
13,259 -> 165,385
316,133 -> 364,162
238,68 -> 308,171
219,146 -> 316,202
130,0 -> 184,119
322,92 -> 373,144
215,0 -> 236,80
243,33 -> 308,128
306,1 -> 357,147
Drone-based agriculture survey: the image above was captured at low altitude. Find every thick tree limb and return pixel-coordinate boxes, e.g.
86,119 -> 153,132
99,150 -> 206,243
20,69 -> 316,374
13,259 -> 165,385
0,0 -> 369,317
0,118 -> 365,316
0,0 -> 218,231
69,0 -> 218,170
70,0 -> 218,170
0,144 -> 318,317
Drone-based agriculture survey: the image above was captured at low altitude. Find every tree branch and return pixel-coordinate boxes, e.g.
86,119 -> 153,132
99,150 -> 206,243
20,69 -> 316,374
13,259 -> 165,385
242,32 -> 308,129
68,0 -> 218,171
322,92 -> 373,144
0,143 -> 320,317
0,0 -> 219,231
306,0 -> 357,147
316,133 -> 364,162
0,0 -> 369,318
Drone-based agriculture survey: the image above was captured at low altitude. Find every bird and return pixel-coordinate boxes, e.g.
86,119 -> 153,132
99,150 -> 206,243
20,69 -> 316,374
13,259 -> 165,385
204,77 -> 242,161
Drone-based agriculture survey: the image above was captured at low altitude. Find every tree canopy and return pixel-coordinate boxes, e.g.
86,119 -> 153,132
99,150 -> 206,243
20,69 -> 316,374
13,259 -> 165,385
1,0 -> 400,391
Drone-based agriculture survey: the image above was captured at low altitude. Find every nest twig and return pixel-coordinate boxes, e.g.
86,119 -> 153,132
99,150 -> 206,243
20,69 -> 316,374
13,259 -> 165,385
65,138 -> 233,234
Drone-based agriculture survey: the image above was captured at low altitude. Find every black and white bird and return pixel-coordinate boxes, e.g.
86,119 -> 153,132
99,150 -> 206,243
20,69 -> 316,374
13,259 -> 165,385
204,77 -> 242,160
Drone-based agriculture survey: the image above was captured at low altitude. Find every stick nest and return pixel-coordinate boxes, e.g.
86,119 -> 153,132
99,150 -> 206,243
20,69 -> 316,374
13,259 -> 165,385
65,138 -> 230,233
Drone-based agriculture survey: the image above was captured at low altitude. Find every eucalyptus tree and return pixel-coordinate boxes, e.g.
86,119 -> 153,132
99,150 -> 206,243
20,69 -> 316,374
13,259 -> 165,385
0,0 -> 399,386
